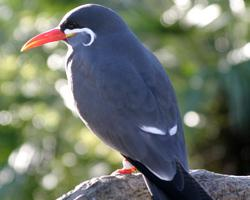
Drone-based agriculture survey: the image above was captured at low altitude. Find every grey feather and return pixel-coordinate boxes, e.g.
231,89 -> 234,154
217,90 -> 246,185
67,24 -> 187,181
60,4 -> 211,200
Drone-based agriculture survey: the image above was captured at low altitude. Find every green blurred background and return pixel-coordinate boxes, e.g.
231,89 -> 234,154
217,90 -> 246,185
0,0 -> 250,199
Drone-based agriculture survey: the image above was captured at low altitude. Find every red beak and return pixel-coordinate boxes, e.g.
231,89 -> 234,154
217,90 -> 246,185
21,28 -> 67,52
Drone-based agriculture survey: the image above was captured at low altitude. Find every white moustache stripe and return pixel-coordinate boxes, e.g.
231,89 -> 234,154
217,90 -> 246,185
64,28 -> 96,46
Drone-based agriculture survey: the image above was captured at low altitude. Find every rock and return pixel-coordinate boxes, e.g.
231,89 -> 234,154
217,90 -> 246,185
57,170 -> 250,200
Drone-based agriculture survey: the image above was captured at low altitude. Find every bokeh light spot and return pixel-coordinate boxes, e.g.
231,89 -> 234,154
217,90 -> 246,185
41,173 -> 58,190
62,152 -> 77,168
184,111 -> 200,127
8,143 -> 37,174
0,110 -> 13,126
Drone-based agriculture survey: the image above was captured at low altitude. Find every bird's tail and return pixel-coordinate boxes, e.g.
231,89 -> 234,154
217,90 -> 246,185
144,178 -> 170,200
146,162 -> 213,200
126,157 -> 213,200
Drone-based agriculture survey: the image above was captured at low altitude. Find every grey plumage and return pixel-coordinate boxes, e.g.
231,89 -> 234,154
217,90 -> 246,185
61,4 -> 212,200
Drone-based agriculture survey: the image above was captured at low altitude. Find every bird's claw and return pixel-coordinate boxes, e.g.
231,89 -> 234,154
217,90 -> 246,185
111,166 -> 137,175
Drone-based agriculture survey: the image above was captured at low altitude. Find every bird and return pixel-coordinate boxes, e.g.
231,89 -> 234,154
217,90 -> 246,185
21,4 -> 213,200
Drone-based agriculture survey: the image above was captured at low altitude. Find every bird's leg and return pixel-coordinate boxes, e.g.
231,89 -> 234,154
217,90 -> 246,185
112,158 -> 137,175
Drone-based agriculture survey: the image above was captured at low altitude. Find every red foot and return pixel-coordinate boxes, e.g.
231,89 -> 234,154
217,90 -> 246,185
114,166 -> 137,175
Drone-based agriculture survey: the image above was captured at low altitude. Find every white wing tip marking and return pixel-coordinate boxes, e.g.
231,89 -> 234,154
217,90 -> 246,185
140,126 -> 166,135
169,125 -> 177,136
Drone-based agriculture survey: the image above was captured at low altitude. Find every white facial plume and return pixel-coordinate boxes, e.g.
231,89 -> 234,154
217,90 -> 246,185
64,28 -> 96,47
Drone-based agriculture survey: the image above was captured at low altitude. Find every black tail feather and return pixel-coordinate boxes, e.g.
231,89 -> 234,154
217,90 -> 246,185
125,156 -> 213,200
145,177 -> 170,200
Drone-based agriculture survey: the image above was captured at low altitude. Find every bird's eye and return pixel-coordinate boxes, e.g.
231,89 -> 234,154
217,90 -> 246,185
67,21 -> 79,30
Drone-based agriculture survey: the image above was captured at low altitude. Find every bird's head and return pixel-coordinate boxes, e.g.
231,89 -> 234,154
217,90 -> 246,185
21,4 -> 126,51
